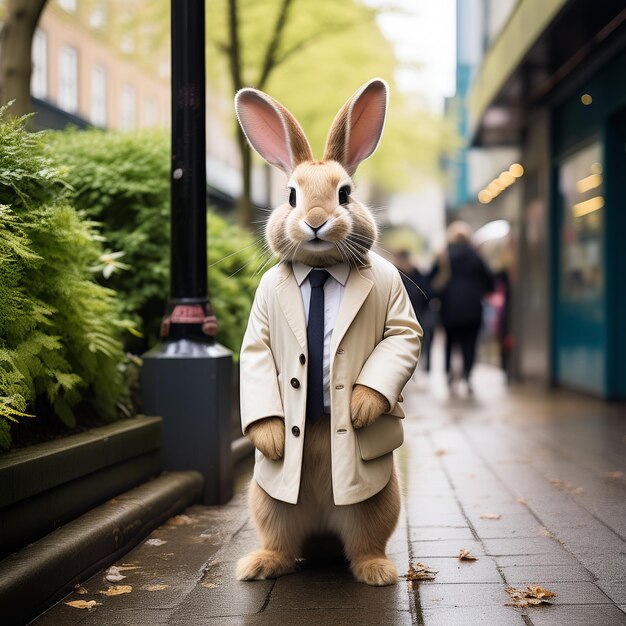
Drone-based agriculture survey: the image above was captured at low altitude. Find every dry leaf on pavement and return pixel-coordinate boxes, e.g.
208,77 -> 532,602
166,514 -> 194,527
145,538 -> 167,546
505,585 -> 556,607
99,585 -> 132,596
143,584 -> 169,592
458,549 -> 478,561
74,585 -> 88,595
434,449 -> 447,457
480,512 -> 502,520
65,600 -> 101,610
105,566 -> 127,583
604,471 -> 624,481
405,562 -> 437,581
516,497 -> 528,505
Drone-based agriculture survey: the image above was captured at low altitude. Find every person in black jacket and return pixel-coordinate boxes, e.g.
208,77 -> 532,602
431,222 -> 494,393
393,250 -> 436,372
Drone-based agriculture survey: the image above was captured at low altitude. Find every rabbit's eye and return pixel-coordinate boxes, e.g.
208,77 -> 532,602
338,186 -> 350,205
288,187 -> 296,207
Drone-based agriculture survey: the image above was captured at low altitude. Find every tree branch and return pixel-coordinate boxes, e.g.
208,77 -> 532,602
256,0 -> 295,90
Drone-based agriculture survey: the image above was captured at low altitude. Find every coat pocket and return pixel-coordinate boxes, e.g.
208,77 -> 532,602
355,415 -> 404,461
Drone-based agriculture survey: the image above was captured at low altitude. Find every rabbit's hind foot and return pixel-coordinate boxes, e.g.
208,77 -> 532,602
236,549 -> 296,581
351,556 -> 398,586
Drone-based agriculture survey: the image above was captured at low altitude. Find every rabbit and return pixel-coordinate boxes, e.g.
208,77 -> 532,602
234,78 -> 422,586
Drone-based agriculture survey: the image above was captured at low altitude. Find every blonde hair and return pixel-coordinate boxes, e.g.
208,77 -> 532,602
446,221 -> 473,245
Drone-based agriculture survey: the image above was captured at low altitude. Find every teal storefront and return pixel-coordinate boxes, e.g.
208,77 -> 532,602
551,48 -> 626,399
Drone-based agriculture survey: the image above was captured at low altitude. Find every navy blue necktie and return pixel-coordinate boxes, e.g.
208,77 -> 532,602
306,269 -> 330,423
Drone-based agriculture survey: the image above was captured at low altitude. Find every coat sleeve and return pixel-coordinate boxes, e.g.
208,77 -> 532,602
240,278 -> 285,434
355,270 -> 423,410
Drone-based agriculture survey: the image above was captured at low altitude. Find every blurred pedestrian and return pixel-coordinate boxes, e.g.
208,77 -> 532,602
393,250 -> 436,373
431,222 -> 494,393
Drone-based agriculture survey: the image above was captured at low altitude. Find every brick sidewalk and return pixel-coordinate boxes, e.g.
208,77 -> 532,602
35,365 -> 626,625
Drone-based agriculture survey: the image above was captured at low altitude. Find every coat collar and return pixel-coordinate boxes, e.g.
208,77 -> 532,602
275,262 -> 308,352
274,259 -> 373,356
330,265 -> 373,357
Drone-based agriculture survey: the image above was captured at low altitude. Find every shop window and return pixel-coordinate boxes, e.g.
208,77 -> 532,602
558,142 -> 604,300
31,29 -> 48,99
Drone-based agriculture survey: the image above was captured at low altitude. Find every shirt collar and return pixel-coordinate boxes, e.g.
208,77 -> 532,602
292,261 -> 350,287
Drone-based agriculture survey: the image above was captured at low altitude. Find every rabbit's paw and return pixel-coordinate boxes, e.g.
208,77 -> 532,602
236,549 -> 296,580
246,417 -> 285,460
352,557 -> 398,586
350,385 -> 390,430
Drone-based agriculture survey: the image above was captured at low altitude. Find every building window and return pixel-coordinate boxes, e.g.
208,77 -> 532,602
31,29 -> 48,99
58,0 -> 77,13
90,65 -> 107,127
143,97 -> 159,127
58,45 -> 78,113
558,142 -> 604,300
120,85 -> 136,130
89,0 -> 107,30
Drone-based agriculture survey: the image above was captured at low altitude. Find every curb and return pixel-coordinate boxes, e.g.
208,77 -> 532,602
0,471 -> 203,625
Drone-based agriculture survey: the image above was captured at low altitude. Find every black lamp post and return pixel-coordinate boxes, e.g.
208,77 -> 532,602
142,0 -> 233,505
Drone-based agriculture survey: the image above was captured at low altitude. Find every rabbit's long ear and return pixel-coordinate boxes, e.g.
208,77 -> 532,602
235,88 -> 313,175
323,78 -> 388,177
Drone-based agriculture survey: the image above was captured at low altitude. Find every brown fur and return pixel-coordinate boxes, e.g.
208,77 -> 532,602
265,161 -> 378,268
237,416 -> 401,585
237,79 -> 399,587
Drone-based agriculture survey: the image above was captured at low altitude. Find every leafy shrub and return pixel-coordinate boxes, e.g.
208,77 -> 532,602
47,128 -> 170,350
0,109 -> 129,450
48,128 -> 268,356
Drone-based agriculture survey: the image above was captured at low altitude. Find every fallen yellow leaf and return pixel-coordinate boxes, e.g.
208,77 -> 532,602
516,497 -> 528,505
143,584 -> 169,592
99,585 -> 132,596
65,600 -> 101,610
505,585 -> 556,607
458,549 -> 478,561
480,513 -> 502,520
405,562 -> 437,581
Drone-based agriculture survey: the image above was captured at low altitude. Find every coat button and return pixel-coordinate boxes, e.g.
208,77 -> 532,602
292,426 -> 300,437
299,354 -> 306,365
335,384 -> 344,390
290,378 -> 300,388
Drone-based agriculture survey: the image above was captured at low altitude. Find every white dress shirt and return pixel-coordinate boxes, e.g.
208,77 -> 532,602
292,261 -> 350,412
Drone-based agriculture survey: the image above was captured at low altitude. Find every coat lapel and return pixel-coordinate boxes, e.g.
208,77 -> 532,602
331,267 -> 373,357
275,263 -> 308,352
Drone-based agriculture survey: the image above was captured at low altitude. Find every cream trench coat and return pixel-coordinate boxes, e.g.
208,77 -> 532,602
240,251 -> 422,505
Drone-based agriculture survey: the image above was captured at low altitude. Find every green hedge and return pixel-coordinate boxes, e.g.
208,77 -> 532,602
0,109 -> 129,450
48,128 -> 267,356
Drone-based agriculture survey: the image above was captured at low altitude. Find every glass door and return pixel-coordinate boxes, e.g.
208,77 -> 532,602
555,141 -> 606,394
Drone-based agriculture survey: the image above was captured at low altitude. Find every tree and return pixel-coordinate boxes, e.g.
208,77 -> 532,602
0,0 -> 47,118
207,0 -> 387,225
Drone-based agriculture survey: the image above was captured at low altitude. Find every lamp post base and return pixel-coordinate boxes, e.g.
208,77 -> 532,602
141,339 -> 234,505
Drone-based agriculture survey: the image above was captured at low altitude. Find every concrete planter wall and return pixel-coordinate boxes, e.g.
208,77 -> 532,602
0,416 -> 162,559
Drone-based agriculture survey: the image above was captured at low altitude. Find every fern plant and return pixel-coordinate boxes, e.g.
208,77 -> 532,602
0,108 -> 128,450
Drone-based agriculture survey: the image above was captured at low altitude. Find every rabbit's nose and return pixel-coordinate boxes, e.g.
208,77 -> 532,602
305,206 -> 328,229
305,220 -> 328,234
